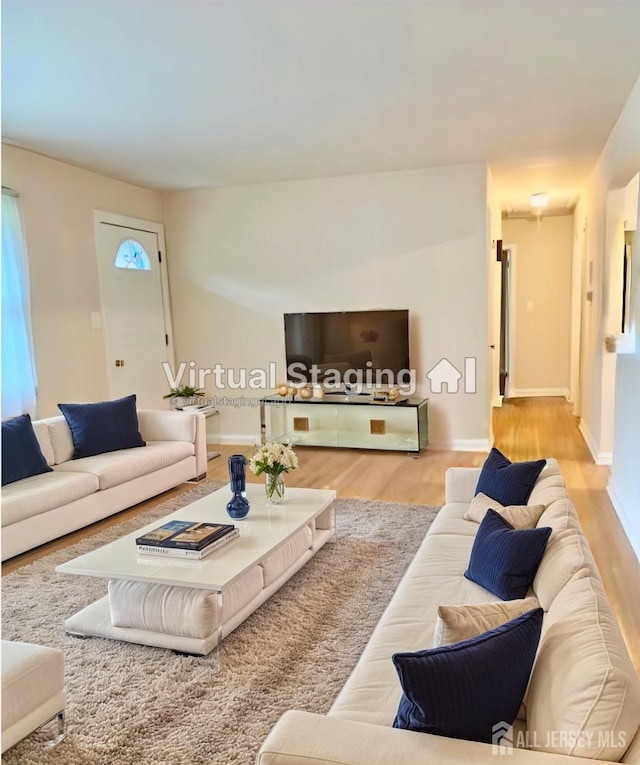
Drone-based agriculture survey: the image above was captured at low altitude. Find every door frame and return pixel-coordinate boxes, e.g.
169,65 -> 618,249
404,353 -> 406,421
503,243 -> 517,400
93,210 -> 176,395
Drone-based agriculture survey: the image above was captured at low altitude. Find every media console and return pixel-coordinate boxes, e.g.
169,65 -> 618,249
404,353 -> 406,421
259,395 -> 429,454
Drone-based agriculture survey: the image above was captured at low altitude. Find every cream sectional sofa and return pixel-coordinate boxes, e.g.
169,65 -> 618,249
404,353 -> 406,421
1,410 -> 207,561
258,460 -> 640,765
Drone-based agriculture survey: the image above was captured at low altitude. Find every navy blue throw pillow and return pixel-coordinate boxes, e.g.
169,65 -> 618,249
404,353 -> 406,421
393,608 -> 543,743
465,509 -> 551,599
58,395 -> 145,459
2,414 -> 53,486
475,447 -> 546,505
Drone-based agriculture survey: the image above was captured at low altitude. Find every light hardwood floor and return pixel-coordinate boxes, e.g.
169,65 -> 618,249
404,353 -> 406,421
3,397 -> 639,671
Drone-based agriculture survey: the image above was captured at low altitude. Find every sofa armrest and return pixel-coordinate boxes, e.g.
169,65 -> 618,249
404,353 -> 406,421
137,410 -> 207,477
257,711 -> 590,765
445,467 -> 481,504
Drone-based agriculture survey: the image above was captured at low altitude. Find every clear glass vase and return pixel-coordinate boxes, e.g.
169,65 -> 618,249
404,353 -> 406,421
265,473 -> 285,504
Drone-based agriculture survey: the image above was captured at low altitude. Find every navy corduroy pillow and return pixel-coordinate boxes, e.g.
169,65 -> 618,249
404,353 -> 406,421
465,509 -> 551,599
1,414 -> 53,486
58,394 -> 145,459
392,608 -> 543,743
475,447 -> 546,505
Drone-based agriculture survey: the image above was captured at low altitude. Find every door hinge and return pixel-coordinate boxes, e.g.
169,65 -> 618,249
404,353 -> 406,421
158,251 -> 162,263
165,334 -> 169,346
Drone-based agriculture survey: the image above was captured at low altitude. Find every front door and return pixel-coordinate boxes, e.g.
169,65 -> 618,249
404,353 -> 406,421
94,213 -> 174,408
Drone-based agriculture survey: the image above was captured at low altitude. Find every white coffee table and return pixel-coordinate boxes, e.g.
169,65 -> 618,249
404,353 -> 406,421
56,483 -> 336,655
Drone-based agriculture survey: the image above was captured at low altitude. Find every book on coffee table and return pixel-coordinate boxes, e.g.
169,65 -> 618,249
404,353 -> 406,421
135,520 -> 236,550
137,527 -> 240,560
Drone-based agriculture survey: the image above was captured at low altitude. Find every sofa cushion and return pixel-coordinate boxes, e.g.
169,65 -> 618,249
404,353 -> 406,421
432,597 -> 540,648
425,503 -> 479,537
464,510 -> 551,600
533,526 -> 593,611
58,394 -> 145,459
464,493 -> 545,529
329,524 -> 505,727
527,458 -> 567,508
47,416 -> 75,464
1,470 -> 99,526
392,608 -> 543,744
536,496 -> 580,536
475,448 -> 546,506
1,414 -> 53,486
32,420 -> 55,466
54,441 -> 194,491
527,575 -> 640,760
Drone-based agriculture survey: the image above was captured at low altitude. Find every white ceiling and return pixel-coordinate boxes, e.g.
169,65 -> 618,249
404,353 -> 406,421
3,1 -> 640,209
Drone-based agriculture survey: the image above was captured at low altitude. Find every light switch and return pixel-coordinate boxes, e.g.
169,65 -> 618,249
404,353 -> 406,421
526,301 -> 534,313
91,312 -> 102,329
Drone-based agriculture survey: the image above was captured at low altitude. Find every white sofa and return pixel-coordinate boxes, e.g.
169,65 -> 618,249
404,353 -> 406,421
258,460 -> 640,765
1,410 -> 207,561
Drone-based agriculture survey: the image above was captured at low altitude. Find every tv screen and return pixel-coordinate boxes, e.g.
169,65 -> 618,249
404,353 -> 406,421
284,309 -> 410,387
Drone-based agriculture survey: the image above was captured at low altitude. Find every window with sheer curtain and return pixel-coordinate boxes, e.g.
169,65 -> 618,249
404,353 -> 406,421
1,191 -> 37,418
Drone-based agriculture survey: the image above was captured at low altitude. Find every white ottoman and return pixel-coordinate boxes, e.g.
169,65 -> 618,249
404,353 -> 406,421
1,640 -> 65,753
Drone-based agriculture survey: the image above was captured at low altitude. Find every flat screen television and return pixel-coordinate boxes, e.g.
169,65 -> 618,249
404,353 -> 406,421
284,309 -> 410,387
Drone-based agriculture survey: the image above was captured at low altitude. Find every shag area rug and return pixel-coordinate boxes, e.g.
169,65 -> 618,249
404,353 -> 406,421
2,481 -> 439,765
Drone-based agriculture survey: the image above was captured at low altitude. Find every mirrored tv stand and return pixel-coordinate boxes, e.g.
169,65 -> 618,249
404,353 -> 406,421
259,394 -> 429,454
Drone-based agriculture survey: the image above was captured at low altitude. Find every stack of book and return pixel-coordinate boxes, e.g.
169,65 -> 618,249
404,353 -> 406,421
136,520 -> 239,560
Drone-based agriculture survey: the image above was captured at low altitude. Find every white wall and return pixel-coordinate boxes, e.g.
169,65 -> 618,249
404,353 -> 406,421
577,72 -> 640,558
579,75 -> 640,467
624,173 -> 639,231
2,145 -> 163,417
569,208 -> 585,412
162,164 -> 491,448
487,170 -> 503,413
502,216 -> 574,396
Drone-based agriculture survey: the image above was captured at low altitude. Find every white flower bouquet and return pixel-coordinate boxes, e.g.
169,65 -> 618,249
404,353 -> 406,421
248,441 -> 298,503
248,441 -> 298,477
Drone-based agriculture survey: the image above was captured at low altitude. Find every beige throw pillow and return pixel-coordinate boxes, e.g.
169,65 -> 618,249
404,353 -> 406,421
464,492 -> 545,529
432,597 -> 540,648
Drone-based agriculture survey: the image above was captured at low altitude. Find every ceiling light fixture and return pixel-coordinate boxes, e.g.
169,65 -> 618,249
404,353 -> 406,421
530,193 -> 549,208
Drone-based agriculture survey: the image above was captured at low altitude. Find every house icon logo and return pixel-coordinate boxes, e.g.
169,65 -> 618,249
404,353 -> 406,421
426,359 -> 462,392
426,357 -> 476,394
491,721 -> 514,755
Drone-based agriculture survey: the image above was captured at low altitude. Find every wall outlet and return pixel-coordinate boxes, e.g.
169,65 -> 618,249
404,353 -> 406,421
91,312 -> 102,329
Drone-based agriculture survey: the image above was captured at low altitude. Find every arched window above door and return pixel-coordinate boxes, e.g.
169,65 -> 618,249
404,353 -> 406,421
114,239 -> 152,270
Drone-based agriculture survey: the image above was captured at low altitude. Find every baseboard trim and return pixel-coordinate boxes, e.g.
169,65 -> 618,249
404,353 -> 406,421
220,435 -> 491,453
509,388 -> 570,399
607,481 -> 640,563
428,439 -> 491,452
218,435 -> 259,446
219,435 -> 491,453
579,419 -> 613,465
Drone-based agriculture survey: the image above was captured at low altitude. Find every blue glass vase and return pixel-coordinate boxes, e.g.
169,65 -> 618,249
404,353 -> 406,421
226,454 -> 250,519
